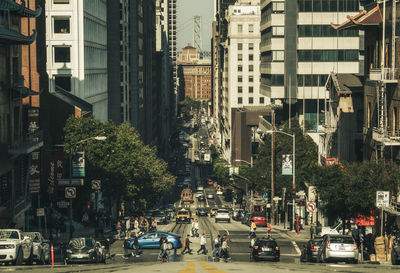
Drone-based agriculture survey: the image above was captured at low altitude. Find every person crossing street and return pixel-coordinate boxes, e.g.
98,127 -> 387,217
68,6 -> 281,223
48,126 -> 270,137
197,233 -> 207,255
181,235 -> 193,255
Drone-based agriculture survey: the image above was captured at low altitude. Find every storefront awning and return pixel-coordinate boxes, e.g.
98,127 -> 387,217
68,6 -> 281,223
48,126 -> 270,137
0,27 -> 37,44
330,4 -> 382,30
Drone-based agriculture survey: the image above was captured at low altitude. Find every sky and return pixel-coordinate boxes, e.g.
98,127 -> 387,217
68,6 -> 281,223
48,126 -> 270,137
177,0 -> 214,53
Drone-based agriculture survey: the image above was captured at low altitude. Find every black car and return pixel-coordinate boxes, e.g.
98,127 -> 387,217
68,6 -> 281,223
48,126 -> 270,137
65,238 -> 105,264
153,210 -> 168,225
251,239 -> 280,262
196,207 -> 208,216
300,237 -> 323,262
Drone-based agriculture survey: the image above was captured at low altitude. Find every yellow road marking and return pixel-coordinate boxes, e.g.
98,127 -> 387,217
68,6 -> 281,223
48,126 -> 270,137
178,261 -> 195,273
198,261 -> 227,273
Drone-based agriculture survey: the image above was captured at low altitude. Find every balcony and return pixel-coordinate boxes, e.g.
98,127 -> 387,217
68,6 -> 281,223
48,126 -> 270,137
371,127 -> 400,146
369,68 -> 399,83
8,130 -> 44,155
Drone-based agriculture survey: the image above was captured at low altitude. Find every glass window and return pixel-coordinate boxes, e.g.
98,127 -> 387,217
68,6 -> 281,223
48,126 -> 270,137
249,86 -> 254,93
249,65 -> 254,72
249,76 -> 254,82
54,0 -> 69,3
238,86 -> 243,93
54,17 -> 70,33
238,24 -> 243,33
249,54 -> 254,61
54,75 -> 71,92
238,54 -> 243,61
54,47 -> 70,63
238,97 -> 243,104
273,51 -> 284,61
238,65 -> 243,72
249,97 -> 254,104
260,97 -> 265,104
238,43 -> 243,50
272,2 -> 285,13
238,76 -> 243,82
272,26 -> 284,37
249,43 -> 254,51
249,24 -> 254,33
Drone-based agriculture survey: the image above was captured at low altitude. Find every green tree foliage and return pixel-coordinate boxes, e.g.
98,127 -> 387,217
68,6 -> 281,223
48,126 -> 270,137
63,116 -> 175,204
212,158 -> 230,186
312,160 -> 400,220
179,97 -> 201,117
252,118 -> 318,195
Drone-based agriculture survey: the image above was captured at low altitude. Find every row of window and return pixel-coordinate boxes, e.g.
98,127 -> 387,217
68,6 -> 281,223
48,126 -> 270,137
238,76 -> 257,83
298,25 -> 359,37
262,50 -> 284,62
237,24 -> 255,33
238,43 -> 255,51
238,65 -> 255,72
260,74 -> 330,87
298,0 -> 360,12
298,50 -> 359,62
237,97 -> 265,104
238,86 -> 254,93
238,54 -> 255,61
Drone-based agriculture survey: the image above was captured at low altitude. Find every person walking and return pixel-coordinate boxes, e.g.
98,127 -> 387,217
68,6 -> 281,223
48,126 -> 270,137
221,237 -> 230,262
133,233 -> 140,257
125,218 -> 131,239
181,235 -> 193,255
267,223 -> 272,239
116,220 -> 121,239
212,235 -> 221,260
134,217 -> 139,233
250,220 -> 256,238
197,233 -> 207,255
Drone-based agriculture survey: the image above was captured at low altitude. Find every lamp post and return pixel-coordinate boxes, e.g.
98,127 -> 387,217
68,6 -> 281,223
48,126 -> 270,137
266,130 -> 295,230
68,136 -> 107,239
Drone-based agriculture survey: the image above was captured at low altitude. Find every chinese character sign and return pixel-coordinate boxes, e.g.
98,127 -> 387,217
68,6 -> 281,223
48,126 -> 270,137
29,150 -> 40,193
282,154 -> 293,175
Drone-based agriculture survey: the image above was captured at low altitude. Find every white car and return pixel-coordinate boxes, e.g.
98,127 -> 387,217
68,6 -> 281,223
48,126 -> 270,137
0,229 -> 34,265
215,209 -> 231,223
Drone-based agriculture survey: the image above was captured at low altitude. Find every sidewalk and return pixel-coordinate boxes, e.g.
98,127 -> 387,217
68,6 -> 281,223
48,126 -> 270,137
272,224 -> 311,241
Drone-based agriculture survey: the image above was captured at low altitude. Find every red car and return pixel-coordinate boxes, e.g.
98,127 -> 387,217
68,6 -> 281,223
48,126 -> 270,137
207,179 -> 213,186
251,213 -> 267,227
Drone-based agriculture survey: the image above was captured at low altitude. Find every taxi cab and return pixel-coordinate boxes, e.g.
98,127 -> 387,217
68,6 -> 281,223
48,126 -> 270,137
176,209 -> 191,224
209,207 -> 219,217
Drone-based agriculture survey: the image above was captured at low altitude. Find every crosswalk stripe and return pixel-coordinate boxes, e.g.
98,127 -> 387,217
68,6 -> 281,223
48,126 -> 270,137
178,261 -> 195,273
198,261 -> 227,273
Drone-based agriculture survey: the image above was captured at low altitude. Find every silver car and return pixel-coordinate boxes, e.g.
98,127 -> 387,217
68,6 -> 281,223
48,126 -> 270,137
317,234 -> 358,263
25,232 -> 50,264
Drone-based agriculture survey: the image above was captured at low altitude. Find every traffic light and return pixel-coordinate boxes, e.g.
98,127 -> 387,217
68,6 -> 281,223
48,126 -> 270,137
292,185 -> 296,196
87,204 -> 91,209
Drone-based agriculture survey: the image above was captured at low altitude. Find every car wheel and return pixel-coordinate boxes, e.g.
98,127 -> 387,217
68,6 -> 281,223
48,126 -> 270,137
12,248 -> 23,266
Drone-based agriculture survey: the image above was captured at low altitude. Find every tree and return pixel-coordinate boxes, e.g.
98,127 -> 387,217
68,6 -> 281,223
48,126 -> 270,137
212,158 -> 230,186
63,116 -> 175,208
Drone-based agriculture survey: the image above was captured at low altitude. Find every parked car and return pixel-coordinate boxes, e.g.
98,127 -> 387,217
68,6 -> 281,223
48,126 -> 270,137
317,234 -> 358,264
0,229 -> 34,265
25,232 -> 50,264
153,210 -> 168,225
65,238 -> 105,264
196,207 -> 208,217
125,231 -> 182,250
251,238 -> 280,261
215,209 -> 231,223
300,237 -> 323,263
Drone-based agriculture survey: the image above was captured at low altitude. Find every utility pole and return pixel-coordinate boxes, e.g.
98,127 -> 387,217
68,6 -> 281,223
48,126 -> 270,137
271,111 -> 275,225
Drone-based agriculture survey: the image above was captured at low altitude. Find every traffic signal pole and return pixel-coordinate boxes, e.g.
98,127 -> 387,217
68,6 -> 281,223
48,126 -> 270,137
292,134 -> 296,231
271,111 -> 275,225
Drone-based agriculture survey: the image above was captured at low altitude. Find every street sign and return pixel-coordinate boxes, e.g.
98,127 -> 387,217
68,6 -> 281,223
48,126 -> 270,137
91,180 -> 101,190
306,202 -> 317,213
376,191 -> 390,208
58,179 -> 84,186
65,187 -> 76,199
57,200 -> 69,208
36,208 -> 45,217
273,197 -> 282,201
229,167 -> 233,176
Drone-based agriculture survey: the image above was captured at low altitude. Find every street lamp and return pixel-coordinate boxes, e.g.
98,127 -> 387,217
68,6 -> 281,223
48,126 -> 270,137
68,136 -> 107,239
234,159 -> 252,167
265,130 -> 296,230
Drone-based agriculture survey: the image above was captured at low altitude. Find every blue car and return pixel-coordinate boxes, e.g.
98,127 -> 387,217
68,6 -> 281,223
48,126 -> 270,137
124,231 -> 182,250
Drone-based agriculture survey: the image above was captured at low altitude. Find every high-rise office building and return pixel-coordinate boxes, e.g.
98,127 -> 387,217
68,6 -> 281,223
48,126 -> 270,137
260,0 -> 363,127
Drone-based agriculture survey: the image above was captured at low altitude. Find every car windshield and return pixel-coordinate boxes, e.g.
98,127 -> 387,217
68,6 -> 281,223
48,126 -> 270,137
258,240 -> 277,247
330,236 -> 354,244
252,212 -> 266,217
0,231 -> 19,239
25,233 -> 41,243
154,211 -> 165,216
218,210 -> 229,214
178,211 -> 189,216
69,238 -> 94,250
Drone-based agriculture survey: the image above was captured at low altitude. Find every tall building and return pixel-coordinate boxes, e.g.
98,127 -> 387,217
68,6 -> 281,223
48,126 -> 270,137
218,0 -> 269,162
0,0 -> 42,228
45,0 -> 108,121
178,44 -> 212,101
260,0 -> 363,127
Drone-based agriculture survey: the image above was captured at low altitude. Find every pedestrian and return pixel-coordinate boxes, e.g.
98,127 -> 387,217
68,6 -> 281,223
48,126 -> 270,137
132,233 -> 140,257
116,220 -> 121,239
250,235 -> 257,248
221,237 -> 230,262
104,237 -> 111,259
212,235 -> 221,260
181,234 -> 193,255
151,218 -> 157,231
134,217 -> 139,233
197,233 -> 207,255
267,223 -> 272,239
125,218 -> 131,239
250,220 -> 256,238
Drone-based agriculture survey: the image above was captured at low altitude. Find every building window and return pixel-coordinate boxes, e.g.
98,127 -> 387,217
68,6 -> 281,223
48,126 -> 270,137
298,25 -> 358,37
249,24 -> 254,33
238,24 -> 243,33
260,97 -> 265,104
238,76 -> 243,82
54,47 -> 70,63
238,54 -> 243,61
298,50 -> 359,62
272,26 -> 284,37
238,43 -> 243,50
249,86 -> 254,93
249,97 -> 254,104
238,97 -> 243,104
272,2 -> 285,13
272,50 -> 284,61
249,54 -> 254,61
249,76 -> 254,82
249,65 -> 254,72
249,43 -> 254,51
238,65 -> 243,72
238,86 -> 243,93
54,0 -> 69,3
54,75 -> 71,92
54,17 -> 70,33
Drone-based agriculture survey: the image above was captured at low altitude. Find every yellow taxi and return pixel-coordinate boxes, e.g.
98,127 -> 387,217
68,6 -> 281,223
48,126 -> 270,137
176,209 -> 191,224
